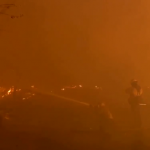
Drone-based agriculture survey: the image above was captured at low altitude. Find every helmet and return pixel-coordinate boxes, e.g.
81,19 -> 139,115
130,79 -> 138,86
131,79 -> 138,83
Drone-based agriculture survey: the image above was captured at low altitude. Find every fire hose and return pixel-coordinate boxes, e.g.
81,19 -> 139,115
36,90 -> 113,119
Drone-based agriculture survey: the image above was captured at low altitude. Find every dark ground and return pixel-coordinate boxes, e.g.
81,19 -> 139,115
0,92 -> 150,150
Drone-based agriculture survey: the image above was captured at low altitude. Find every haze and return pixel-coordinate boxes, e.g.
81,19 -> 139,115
0,0 -> 149,91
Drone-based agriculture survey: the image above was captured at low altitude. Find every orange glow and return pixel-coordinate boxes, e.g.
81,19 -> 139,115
72,86 -> 77,88
16,89 -> 21,92
31,85 -> 35,88
7,89 -> 12,95
95,86 -> 99,89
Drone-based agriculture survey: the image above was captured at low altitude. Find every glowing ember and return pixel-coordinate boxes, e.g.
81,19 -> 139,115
61,88 -> 65,91
79,85 -> 82,87
22,98 -> 26,100
72,86 -> 77,88
64,85 -> 77,89
0,86 -> 22,99
16,88 -> 21,92
7,89 -> 11,95
31,85 -> 34,88
95,86 -> 100,89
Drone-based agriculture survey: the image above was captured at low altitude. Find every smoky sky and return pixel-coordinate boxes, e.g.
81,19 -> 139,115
0,0 -> 150,90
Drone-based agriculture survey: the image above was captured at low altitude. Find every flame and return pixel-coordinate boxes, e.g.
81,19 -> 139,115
7,89 -> 12,95
0,86 -> 22,98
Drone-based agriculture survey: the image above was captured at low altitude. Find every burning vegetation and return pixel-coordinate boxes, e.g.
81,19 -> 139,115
0,85 -> 35,100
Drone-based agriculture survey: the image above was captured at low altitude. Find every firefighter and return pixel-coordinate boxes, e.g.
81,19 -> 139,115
88,87 -> 114,140
126,79 -> 143,128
